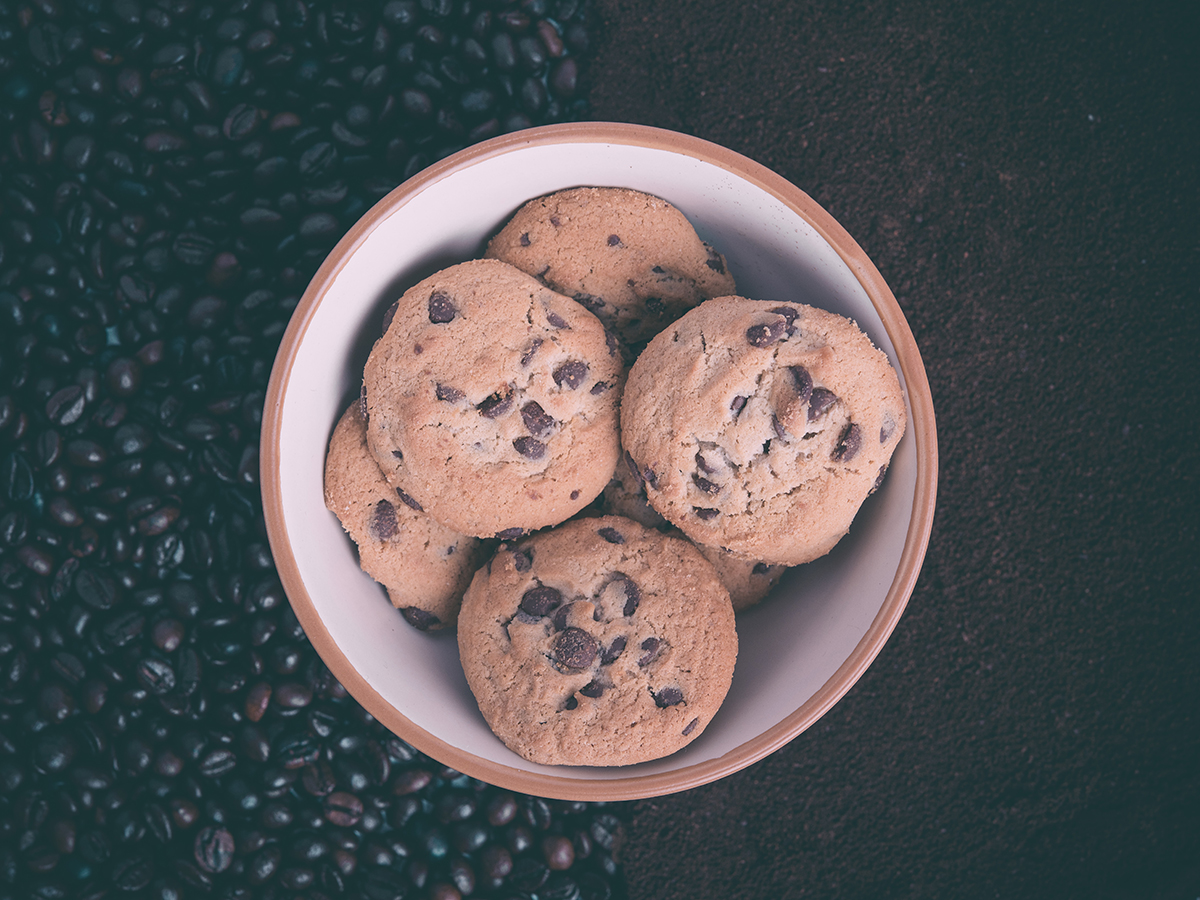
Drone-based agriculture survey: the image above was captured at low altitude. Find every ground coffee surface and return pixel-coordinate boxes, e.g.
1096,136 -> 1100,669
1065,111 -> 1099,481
586,0 -> 1199,897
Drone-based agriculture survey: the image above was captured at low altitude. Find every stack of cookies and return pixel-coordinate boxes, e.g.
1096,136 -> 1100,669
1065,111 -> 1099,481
323,187 -> 907,766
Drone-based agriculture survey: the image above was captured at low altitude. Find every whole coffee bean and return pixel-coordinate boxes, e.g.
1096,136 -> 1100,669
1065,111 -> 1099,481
193,826 -> 234,873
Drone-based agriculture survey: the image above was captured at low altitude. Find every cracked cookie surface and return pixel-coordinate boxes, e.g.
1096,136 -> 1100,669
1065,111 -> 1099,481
621,296 -> 907,566
484,187 -> 736,352
323,403 -> 483,630
457,515 -> 737,766
363,259 -> 623,538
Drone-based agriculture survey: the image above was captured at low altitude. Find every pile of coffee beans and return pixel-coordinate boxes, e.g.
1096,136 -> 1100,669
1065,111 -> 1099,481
0,0 -> 626,898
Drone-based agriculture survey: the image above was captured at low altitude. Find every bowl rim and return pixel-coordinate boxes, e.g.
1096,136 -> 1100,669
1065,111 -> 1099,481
261,121 -> 938,800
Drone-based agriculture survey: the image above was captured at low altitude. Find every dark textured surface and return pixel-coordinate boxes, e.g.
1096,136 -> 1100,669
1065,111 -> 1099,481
586,0 -> 1199,897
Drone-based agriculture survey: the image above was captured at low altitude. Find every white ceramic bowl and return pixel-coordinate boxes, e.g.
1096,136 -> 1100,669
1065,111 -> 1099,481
262,122 -> 937,800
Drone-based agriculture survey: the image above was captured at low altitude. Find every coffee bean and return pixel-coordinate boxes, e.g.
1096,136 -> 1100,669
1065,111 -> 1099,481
324,791 -> 364,827
193,826 -> 234,873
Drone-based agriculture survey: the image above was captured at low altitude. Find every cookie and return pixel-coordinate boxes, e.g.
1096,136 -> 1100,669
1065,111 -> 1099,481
621,296 -> 907,566
457,515 -> 737,766
323,403 -> 483,630
693,544 -> 787,613
601,453 -> 784,610
485,187 -> 737,351
362,259 -> 624,539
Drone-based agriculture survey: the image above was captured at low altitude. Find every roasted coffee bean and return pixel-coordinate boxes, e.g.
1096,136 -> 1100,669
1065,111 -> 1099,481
0,1 -> 619,895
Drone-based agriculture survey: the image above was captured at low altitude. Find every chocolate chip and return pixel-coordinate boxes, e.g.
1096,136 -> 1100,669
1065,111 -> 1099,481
600,636 -> 626,665
705,245 -> 725,273
789,365 -> 813,402
589,381 -> 611,395
832,423 -> 862,462
551,603 -> 575,631
512,549 -> 533,572
395,488 -> 423,512
552,627 -> 598,669
428,290 -> 457,323
371,500 -> 397,540
694,507 -> 720,520
880,413 -> 897,443
513,436 -> 546,459
771,413 -> 787,439
521,337 -> 544,365
808,387 -> 838,421
597,526 -> 624,544
572,292 -> 604,313
605,329 -> 621,358
871,464 -> 889,494
392,449 -> 404,460
382,299 -> 400,332
768,305 -> 799,326
359,383 -> 369,420
637,637 -> 662,666
545,310 -> 570,329
436,383 -> 464,402
519,585 -> 562,616
553,360 -> 588,389
653,686 -> 684,708
570,490 -> 581,500
606,234 -> 622,247
693,475 -> 720,495
618,576 -> 640,616
521,402 -> 555,437
400,607 -> 440,631
496,527 -> 525,540
643,466 -> 659,489
746,316 -> 789,347
695,452 -> 715,473
682,717 -> 699,736
579,680 -> 605,698
519,232 -> 531,246
550,215 -> 562,227
565,695 -> 579,709
477,386 -> 514,418
730,395 -> 747,417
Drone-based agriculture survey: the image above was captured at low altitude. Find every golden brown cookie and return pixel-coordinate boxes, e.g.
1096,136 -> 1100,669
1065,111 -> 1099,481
485,187 -> 736,351
323,403 -> 483,630
621,297 -> 907,566
362,259 -> 624,539
457,516 -> 737,766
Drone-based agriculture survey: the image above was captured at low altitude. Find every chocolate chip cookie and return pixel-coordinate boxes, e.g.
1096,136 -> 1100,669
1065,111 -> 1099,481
362,259 -> 624,539
457,516 -> 737,766
323,403 -> 483,630
621,297 -> 907,566
485,187 -> 737,351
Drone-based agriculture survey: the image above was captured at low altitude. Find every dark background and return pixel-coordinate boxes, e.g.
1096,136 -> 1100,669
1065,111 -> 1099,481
585,0 -> 1200,897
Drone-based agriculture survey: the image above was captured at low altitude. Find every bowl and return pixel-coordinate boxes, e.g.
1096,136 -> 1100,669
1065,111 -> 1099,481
261,122 -> 938,801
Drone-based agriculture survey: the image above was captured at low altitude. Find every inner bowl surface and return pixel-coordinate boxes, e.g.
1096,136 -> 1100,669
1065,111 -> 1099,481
262,122 -> 937,801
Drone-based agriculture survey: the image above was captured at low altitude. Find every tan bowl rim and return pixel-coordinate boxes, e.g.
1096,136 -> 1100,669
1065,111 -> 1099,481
261,121 -> 939,801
